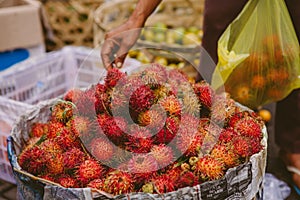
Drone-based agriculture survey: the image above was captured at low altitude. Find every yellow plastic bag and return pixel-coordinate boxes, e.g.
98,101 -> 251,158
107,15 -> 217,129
211,0 -> 300,109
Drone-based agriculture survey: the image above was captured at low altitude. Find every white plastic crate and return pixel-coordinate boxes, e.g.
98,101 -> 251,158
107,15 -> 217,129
0,97 -> 33,184
0,46 -> 141,183
0,46 -> 141,104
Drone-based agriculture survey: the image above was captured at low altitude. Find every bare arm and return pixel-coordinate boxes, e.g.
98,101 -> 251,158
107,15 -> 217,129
101,0 -> 163,69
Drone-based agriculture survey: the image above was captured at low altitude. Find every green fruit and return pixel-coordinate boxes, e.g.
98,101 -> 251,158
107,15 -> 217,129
182,33 -> 200,45
153,32 -> 166,43
154,56 -> 168,66
143,29 -> 155,41
187,26 -> 199,34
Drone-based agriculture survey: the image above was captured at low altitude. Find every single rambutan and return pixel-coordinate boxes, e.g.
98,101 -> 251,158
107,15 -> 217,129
167,69 -> 189,86
39,140 -> 64,174
232,136 -> 254,158
150,174 -> 176,194
63,88 -> 83,103
63,147 -> 86,170
126,126 -> 154,153
77,159 -> 105,186
57,175 -> 79,188
137,108 -> 165,131
109,91 -> 128,115
176,130 -> 203,157
193,81 -> 215,108
128,154 -> 159,183
210,143 -> 240,168
129,85 -> 155,113
154,116 -> 179,144
89,137 -> 114,162
159,95 -> 181,117
249,137 -> 264,155
230,85 -> 253,107
218,127 -> 238,143
18,145 -> 46,175
50,101 -> 74,123
87,179 -> 106,191
47,121 -> 65,139
105,68 -> 126,89
194,155 -> 225,181
94,85 -> 110,115
181,90 -> 201,116
139,63 -> 168,88
103,170 -> 134,195
54,128 -> 79,150
210,93 -> 238,125
233,116 -> 263,139
68,116 -> 94,139
251,75 -> 266,89
73,87 -> 97,117
98,115 -> 126,144
30,122 -> 49,138
175,171 -> 200,189
164,165 -> 182,183
150,144 -> 174,168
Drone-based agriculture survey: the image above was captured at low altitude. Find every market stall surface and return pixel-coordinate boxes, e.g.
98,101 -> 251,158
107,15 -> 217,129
0,104 -> 299,200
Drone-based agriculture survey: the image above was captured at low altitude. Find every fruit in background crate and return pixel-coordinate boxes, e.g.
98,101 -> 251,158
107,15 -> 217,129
16,64 -> 266,197
139,23 -> 203,46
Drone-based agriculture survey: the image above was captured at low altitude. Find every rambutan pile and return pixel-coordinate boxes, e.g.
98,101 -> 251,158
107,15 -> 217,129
18,64 -> 265,196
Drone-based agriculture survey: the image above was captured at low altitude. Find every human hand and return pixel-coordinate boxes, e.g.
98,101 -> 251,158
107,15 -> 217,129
101,21 -> 143,70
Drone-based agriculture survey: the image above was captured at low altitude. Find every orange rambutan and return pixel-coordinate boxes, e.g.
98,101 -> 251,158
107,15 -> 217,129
194,155 -> 225,181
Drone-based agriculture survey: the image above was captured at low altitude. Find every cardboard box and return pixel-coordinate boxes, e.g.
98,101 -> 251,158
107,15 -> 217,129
0,0 -> 44,52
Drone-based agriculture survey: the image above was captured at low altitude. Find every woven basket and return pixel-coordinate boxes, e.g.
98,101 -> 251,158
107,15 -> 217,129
93,0 -> 204,49
41,0 -> 104,51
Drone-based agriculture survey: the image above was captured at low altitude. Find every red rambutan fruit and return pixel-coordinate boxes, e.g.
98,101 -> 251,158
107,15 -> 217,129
73,87 -> 97,117
87,179 -> 105,191
154,116 -> 179,144
128,154 -> 159,183
218,127 -> 238,143
103,170 -> 134,195
68,116 -> 94,139
105,68 -> 126,89
129,85 -> 155,113
57,175 -> 79,188
232,136 -> 254,158
63,88 -> 83,103
193,81 -> 215,108
150,144 -> 174,168
50,101 -> 74,123
63,147 -> 86,170
77,159 -> 105,186
47,121 -> 65,139
89,137 -> 114,162
137,108 -> 165,131
194,155 -> 225,181
233,116 -> 263,139
210,93 -> 238,125
18,145 -> 46,175
126,126 -> 154,153
175,171 -> 200,189
30,122 -> 49,138
150,174 -> 176,193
